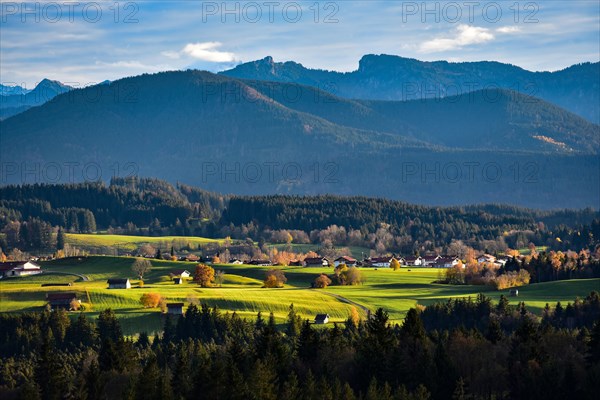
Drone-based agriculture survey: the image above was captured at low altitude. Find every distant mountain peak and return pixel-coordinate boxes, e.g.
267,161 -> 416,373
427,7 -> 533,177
35,78 -> 72,92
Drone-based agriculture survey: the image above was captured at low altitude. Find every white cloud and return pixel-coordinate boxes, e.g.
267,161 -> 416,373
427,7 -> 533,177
161,42 -> 239,63
497,26 -> 521,34
181,42 -> 238,62
419,25 -> 494,53
161,51 -> 181,60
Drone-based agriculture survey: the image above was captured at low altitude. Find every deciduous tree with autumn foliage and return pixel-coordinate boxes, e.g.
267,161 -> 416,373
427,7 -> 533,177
194,263 -> 215,287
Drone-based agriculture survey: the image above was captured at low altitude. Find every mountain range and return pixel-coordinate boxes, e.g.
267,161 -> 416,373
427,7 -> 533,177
222,55 -> 600,124
0,84 -> 31,96
0,79 -> 72,120
1,67 -> 598,209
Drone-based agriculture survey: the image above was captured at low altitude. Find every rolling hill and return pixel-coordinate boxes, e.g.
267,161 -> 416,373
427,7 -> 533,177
1,70 -> 598,208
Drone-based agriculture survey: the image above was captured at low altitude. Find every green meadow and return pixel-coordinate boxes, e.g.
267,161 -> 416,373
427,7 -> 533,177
0,255 -> 598,335
65,233 -> 224,252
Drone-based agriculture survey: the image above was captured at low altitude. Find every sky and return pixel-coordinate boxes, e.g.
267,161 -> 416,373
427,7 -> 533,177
1,0 -> 599,88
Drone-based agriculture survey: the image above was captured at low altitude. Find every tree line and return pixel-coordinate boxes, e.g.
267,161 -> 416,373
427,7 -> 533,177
1,179 -> 599,257
0,293 -> 599,399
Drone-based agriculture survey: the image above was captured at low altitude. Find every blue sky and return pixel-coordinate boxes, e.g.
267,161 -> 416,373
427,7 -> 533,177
1,1 -> 598,88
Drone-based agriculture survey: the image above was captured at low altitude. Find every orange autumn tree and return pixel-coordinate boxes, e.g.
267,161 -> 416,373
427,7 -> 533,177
264,269 -> 287,288
314,274 -> 332,288
194,263 -> 215,287
140,292 -> 162,308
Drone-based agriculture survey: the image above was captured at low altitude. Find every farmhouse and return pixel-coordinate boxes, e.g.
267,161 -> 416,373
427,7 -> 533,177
369,256 -> 395,268
170,269 -> 191,278
166,303 -> 184,315
46,292 -> 80,310
478,254 -> 496,264
510,289 -> 519,297
229,258 -> 244,265
421,255 -> 441,266
179,254 -> 199,262
403,256 -> 423,266
432,256 -> 460,268
314,314 -> 330,324
107,278 -> 131,289
289,259 -> 303,266
0,261 -> 42,278
496,257 -> 509,267
304,257 -> 331,267
248,259 -> 272,266
173,277 -> 183,285
334,256 -> 357,267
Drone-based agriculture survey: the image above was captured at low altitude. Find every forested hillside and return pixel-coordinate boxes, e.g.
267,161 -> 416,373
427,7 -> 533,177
1,178 -> 598,254
1,70 -> 598,208
0,295 -> 599,399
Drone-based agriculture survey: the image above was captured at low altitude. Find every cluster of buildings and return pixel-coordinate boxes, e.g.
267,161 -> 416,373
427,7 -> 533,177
294,254 -> 462,269
160,253 -> 511,269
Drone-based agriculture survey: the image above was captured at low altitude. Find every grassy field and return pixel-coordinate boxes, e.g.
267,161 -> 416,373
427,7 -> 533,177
269,243 -> 371,259
1,256 -> 597,335
65,233 -> 224,252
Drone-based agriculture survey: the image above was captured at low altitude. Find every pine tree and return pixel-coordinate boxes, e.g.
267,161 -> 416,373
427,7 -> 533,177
340,383 -> 356,400
497,295 -> 510,315
286,303 -> 301,338
303,370 -> 317,400
280,372 -> 301,400
587,320 -> 600,365
365,377 -> 379,400
56,228 -> 65,250
401,308 -> 425,340
452,377 -> 467,400
18,381 -> 41,400
249,359 -> 277,400
85,361 -> 104,400
135,357 -> 160,400
485,318 -> 503,344
36,328 -> 63,400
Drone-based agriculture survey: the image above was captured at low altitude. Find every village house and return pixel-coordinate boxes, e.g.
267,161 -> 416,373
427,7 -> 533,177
477,254 -> 497,264
178,254 -> 200,262
402,256 -> 423,267
0,261 -> 42,278
248,259 -> 272,266
229,258 -> 244,265
421,255 -> 442,266
304,257 -> 331,267
432,256 -> 460,268
289,259 -> 303,266
367,256 -> 395,268
495,257 -> 509,267
314,314 -> 330,324
170,269 -> 191,278
166,303 -> 184,315
334,256 -> 357,267
107,278 -> 131,289
173,277 -> 183,285
46,292 -> 80,311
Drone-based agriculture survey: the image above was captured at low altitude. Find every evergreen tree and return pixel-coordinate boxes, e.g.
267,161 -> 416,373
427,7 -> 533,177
286,303 -> 302,338
56,228 -> 65,250
85,361 -> 104,400
452,377 -> 467,400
